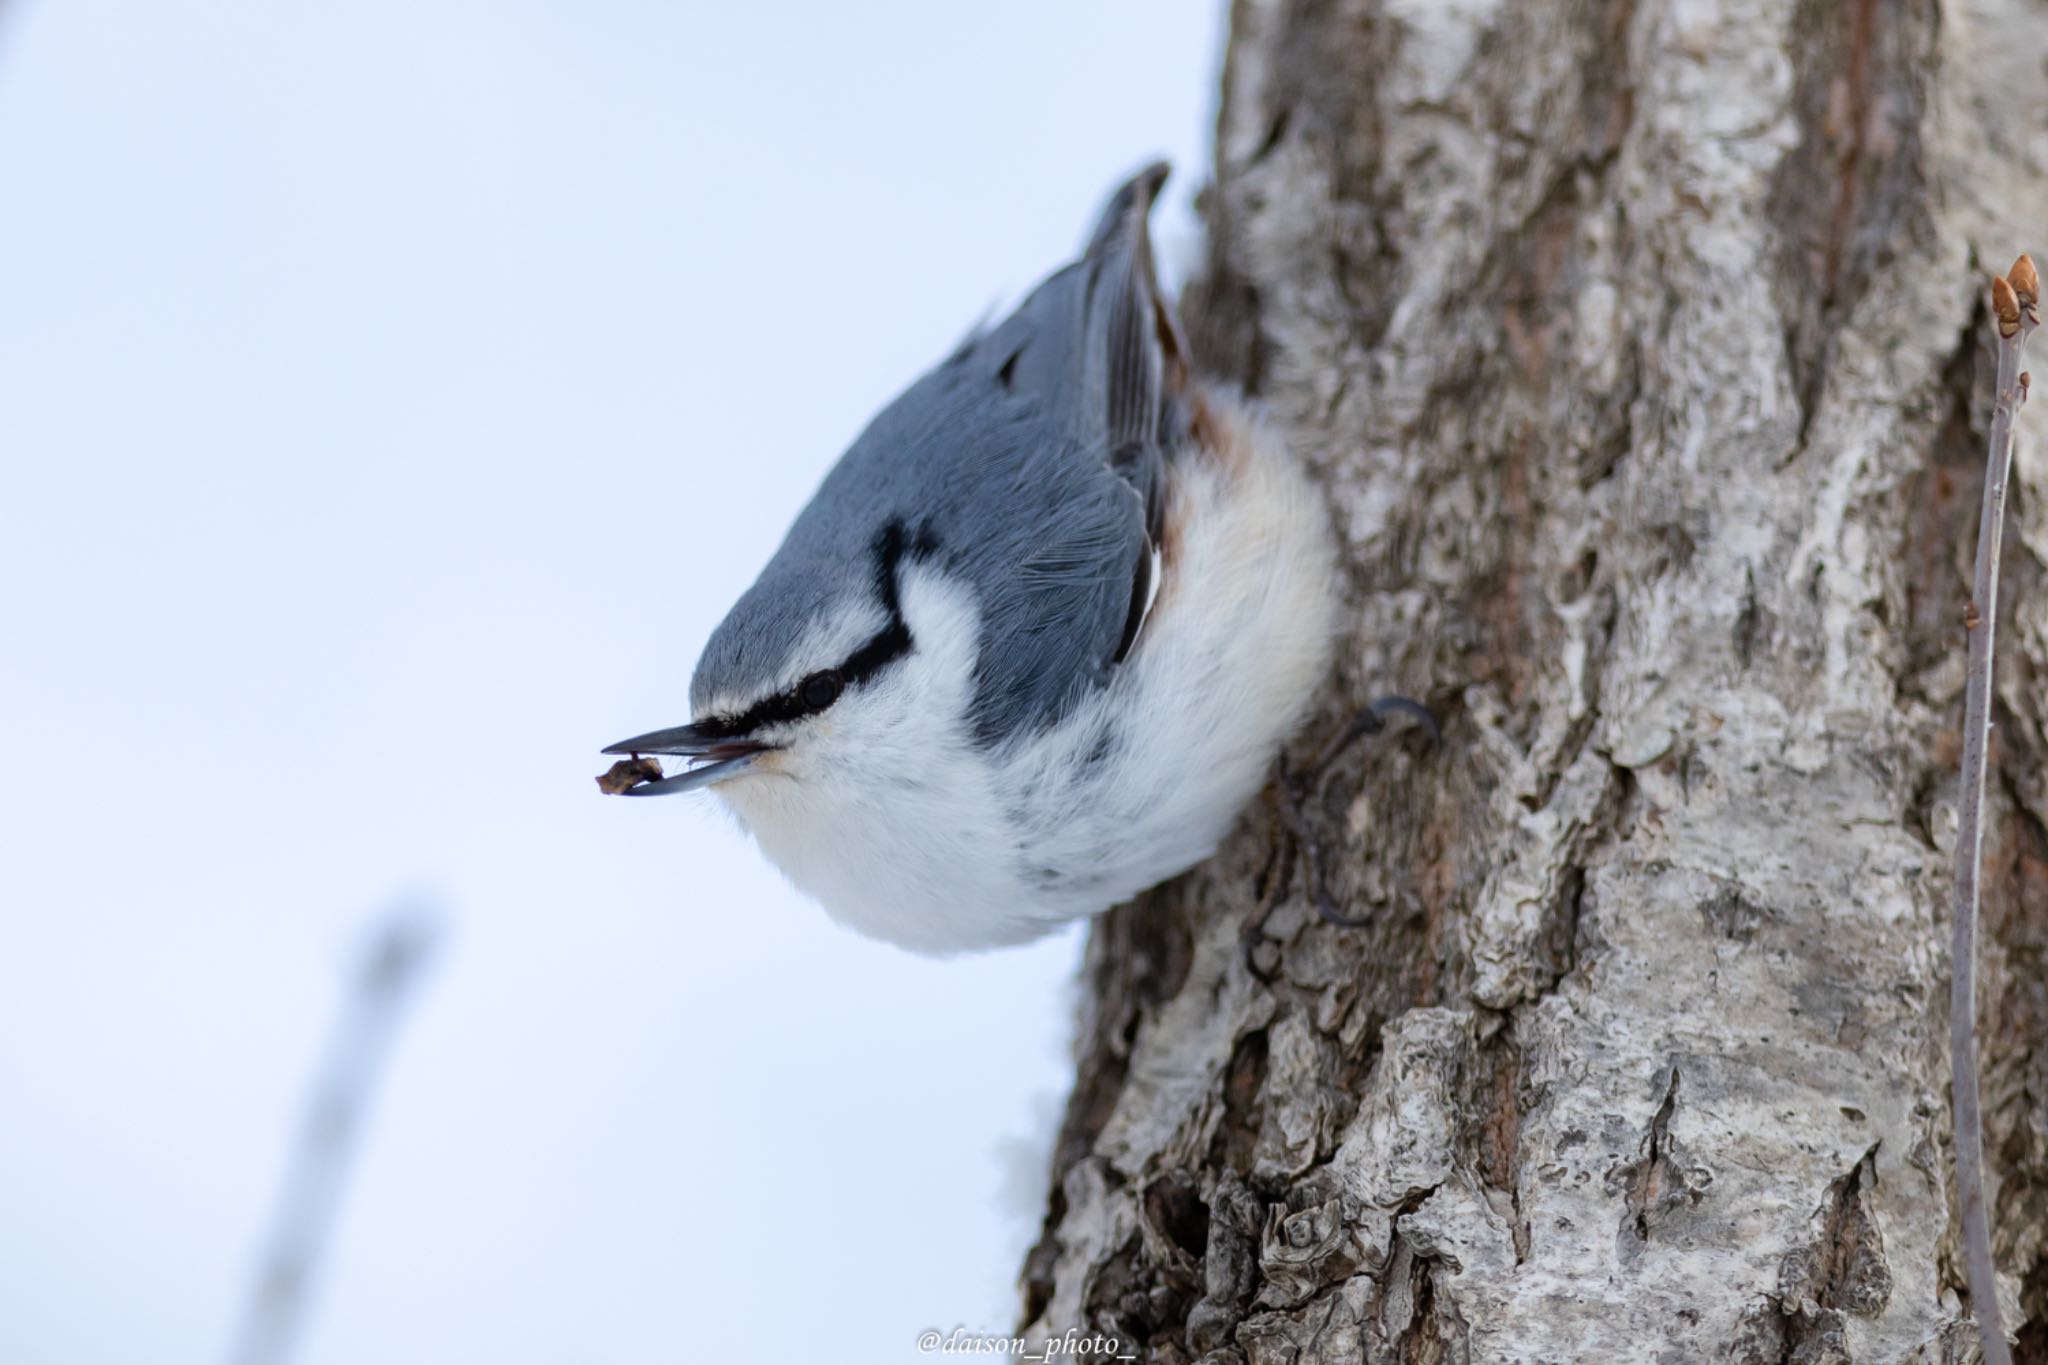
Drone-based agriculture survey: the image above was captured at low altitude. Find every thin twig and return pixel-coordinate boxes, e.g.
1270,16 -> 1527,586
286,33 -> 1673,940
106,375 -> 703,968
225,902 -> 445,1365
1952,252 -> 2036,1365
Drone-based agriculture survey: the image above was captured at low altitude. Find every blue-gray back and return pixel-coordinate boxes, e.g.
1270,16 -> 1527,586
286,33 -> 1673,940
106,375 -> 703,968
692,164 -> 1183,748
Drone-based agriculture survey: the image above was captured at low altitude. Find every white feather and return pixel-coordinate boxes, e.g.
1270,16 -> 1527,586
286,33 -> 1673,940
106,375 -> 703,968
714,396 -> 1339,953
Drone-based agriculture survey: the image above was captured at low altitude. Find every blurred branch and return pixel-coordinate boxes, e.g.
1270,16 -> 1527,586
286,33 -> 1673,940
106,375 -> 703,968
225,902 -> 445,1365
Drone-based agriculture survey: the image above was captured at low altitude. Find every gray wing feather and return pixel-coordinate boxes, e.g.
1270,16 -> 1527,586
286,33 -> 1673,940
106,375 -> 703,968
693,163 -> 1186,747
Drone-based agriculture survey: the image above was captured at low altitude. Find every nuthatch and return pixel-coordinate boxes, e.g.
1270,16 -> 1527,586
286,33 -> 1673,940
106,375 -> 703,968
602,164 -> 1338,953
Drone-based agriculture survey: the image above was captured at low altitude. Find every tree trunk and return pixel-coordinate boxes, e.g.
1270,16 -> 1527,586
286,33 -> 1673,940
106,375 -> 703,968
1018,2 -> 2048,1360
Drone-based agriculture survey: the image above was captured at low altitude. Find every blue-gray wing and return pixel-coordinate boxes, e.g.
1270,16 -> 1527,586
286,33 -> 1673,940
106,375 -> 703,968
692,164 -> 1187,747
942,162 -> 1184,740
937,162 -> 1186,742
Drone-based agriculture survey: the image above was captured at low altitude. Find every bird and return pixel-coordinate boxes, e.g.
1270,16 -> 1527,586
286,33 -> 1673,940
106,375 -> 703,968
601,163 -> 1339,953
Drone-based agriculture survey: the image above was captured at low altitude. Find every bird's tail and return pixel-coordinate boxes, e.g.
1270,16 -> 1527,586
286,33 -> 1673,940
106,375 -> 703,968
1080,161 -> 1191,452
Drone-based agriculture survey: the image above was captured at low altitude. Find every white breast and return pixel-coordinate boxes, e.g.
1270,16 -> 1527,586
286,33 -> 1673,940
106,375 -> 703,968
715,396 -> 1338,953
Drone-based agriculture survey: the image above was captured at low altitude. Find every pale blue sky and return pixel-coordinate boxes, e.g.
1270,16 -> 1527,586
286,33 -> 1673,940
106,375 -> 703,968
0,3 -> 1223,1362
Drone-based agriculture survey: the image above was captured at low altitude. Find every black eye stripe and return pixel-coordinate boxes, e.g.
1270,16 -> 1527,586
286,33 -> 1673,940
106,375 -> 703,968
694,519 -> 935,739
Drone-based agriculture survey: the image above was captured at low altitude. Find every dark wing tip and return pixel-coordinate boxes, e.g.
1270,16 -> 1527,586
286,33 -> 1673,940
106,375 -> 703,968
1085,161 -> 1172,260
1083,161 -> 1187,453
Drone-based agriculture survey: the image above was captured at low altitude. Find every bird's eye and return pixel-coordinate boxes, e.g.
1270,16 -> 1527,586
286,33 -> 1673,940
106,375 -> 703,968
800,670 -> 844,711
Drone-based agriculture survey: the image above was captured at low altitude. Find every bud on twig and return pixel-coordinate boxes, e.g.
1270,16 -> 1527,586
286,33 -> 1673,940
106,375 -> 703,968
1992,274 -> 2020,338
2010,253 -> 2039,313
1951,246 -> 2041,1365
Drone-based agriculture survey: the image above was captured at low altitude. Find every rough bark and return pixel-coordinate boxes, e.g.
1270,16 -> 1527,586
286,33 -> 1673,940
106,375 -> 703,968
1019,2 -> 2048,1361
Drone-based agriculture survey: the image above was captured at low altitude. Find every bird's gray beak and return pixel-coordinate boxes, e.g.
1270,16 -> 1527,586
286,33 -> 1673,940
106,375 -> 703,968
600,724 -> 769,797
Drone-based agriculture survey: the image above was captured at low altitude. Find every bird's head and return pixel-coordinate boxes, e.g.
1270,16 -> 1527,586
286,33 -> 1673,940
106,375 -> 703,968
601,519 -> 943,796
